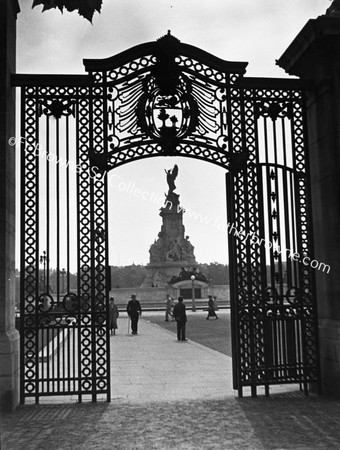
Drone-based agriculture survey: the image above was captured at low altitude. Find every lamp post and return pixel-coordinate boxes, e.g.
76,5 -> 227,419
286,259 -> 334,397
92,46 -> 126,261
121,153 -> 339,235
39,251 -> 47,292
191,274 -> 196,312
61,268 -> 66,294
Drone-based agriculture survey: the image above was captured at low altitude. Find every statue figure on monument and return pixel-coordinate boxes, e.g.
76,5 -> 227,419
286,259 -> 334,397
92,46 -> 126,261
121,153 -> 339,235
165,238 -> 178,261
164,164 -> 179,208
172,238 -> 182,261
165,164 -> 178,192
165,190 -> 179,209
149,232 -> 164,263
183,235 -> 195,257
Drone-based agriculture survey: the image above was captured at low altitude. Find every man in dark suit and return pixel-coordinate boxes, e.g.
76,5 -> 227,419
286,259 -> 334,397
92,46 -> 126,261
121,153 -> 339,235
173,296 -> 187,341
127,294 -> 142,335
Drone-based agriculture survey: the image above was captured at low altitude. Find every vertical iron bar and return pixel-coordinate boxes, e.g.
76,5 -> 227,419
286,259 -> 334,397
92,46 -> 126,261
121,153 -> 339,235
46,116 -> 50,295
281,117 -> 293,289
89,84 -> 97,402
241,93 -> 256,398
226,172 -> 239,393
76,88 -> 82,402
56,119 -> 60,303
67,321 -> 71,393
66,116 -> 70,293
263,118 -> 275,288
301,91 -> 321,393
51,327 -> 55,393
289,171 -> 298,286
253,90 -> 269,393
272,119 -> 283,297
102,71 -> 111,402
63,327 -> 65,392
56,117 -> 61,394
35,87 -> 40,404
20,86 -> 26,405
47,322 -> 50,392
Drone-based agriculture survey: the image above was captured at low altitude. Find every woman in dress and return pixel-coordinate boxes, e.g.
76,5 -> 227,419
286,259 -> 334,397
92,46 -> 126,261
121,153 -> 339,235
109,297 -> 119,335
206,295 -> 218,320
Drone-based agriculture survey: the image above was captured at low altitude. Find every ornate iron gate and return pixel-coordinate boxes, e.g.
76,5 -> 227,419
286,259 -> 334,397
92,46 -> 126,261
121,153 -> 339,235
14,32 -> 320,402
15,75 -> 110,403
226,78 -> 321,396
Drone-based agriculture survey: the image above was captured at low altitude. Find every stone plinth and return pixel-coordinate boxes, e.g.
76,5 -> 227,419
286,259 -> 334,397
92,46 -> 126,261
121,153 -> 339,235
277,11 -> 340,395
141,260 -> 193,288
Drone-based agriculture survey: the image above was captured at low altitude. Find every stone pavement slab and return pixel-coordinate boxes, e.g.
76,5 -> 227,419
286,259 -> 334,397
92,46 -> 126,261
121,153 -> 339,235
1,313 -> 340,449
109,315 -> 235,404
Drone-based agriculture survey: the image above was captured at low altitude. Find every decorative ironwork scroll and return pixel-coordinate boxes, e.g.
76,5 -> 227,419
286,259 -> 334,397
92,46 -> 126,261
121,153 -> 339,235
14,33 -> 320,402
83,31 -> 247,171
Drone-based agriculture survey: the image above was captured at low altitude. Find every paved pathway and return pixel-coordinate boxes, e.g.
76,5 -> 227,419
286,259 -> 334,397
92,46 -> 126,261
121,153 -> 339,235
1,312 -> 340,449
109,314 -> 235,404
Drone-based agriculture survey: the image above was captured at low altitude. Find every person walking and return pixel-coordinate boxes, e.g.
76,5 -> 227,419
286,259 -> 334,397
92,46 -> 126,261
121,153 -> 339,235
165,294 -> 174,321
109,297 -> 119,335
206,295 -> 218,319
127,294 -> 142,335
173,296 -> 187,341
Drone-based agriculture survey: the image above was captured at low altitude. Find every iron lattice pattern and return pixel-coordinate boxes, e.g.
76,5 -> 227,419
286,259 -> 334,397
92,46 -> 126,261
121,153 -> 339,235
86,42 -> 245,172
16,34 -> 320,401
228,83 -> 320,396
20,83 -> 109,402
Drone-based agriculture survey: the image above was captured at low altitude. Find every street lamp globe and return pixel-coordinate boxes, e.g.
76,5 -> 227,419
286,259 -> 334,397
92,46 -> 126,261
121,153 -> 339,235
190,274 -> 196,312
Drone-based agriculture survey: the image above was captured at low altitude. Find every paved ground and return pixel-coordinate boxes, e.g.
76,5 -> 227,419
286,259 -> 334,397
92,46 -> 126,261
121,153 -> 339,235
142,310 -> 232,356
1,311 -> 340,449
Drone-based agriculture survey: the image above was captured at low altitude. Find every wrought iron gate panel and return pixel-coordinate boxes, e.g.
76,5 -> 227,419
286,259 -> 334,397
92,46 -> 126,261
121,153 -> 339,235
15,34 -> 320,401
18,79 -> 110,403
83,35 -> 246,170
227,80 -> 320,396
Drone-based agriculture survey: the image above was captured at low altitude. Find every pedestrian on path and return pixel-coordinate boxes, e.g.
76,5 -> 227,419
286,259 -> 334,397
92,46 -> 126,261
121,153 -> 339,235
109,297 -> 119,335
206,295 -> 218,320
173,296 -> 187,341
127,294 -> 142,335
213,295 -> 219,311
165,294 -> 174,321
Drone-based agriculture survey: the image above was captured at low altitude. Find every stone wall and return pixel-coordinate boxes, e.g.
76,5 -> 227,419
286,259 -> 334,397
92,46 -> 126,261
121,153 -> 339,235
0,0 -> 20,413
277,12 -> 340,394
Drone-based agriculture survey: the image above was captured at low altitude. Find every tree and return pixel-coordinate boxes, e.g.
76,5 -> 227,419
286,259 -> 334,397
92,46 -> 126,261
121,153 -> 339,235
198,262 -> 229,285
32,0 -> 103,23
111,265 -> 147,288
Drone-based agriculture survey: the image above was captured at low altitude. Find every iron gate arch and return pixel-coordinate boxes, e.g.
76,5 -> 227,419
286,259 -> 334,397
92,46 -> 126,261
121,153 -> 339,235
14,32 -> 320,403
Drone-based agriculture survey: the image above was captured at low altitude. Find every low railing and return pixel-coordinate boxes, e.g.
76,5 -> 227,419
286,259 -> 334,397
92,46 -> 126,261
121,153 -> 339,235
115,298 -> 230,312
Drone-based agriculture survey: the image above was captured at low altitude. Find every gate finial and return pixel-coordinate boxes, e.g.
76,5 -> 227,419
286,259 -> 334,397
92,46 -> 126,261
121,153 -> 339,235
157,31 -> 180,43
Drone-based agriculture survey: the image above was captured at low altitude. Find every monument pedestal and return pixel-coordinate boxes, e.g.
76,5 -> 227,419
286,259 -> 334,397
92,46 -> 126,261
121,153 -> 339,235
142,169 -> 197,288
141,260 -> 193,288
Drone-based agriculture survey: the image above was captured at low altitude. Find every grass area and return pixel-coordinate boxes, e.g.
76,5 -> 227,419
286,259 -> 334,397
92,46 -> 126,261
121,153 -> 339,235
142,311 -> 232,357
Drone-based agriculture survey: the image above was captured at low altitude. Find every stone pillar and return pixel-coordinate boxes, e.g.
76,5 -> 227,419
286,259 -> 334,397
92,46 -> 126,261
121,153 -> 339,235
0,0 -> 20,412
277,7 -> 340,395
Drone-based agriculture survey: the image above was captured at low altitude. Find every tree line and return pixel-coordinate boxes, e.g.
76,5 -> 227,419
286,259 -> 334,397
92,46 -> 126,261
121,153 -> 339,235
111,262 -> 230,288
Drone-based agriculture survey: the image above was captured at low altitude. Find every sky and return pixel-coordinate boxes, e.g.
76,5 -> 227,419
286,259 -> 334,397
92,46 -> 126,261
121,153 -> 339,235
16,0 -> 327,268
